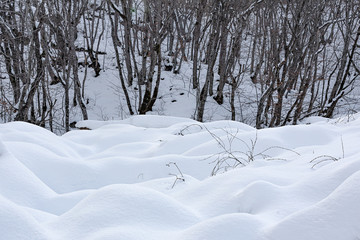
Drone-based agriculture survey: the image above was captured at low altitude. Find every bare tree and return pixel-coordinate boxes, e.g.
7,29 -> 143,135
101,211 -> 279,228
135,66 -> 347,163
0,1 -> 48,124
82,0 -> 106,77
43,0 -> 88,131
1,0 -> 359,132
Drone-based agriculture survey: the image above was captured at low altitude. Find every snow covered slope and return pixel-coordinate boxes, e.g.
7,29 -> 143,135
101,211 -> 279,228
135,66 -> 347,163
1,115 -> 360,239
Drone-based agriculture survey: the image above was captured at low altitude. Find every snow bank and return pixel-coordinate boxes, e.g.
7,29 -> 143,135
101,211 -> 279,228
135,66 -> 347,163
1,115 -> 360,239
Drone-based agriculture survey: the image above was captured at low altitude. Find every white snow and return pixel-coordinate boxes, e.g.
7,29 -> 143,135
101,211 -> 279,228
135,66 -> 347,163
1,114 -> 360,239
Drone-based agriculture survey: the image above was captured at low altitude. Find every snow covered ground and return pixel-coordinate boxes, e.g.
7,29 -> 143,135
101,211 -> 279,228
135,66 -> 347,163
1,114 -> 360,240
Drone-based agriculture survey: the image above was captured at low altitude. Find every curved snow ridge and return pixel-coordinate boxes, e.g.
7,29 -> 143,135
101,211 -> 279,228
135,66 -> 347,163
175,213 -> 264,240
46,184 -> 201,239
259,124 -> 341,149
0,121 -> 82,158
265,170 -> 360,240
0,195 -> 51,240
76,115 -> 198,130
235,180 -> 284,215
0,139 -> 56,208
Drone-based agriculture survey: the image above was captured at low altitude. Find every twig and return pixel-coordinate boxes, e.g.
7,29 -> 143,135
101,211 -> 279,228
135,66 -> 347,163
204,127 -> 300,175
176,124 -> 203,136
310,136 -> 344,169
166,162 -> 185,188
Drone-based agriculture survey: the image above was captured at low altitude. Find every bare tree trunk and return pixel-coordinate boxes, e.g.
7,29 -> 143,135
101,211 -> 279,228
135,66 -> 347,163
120,0 -> 134,85
213,12 -> 229,105
192,0 -> 206,89
107,1 -> 134,115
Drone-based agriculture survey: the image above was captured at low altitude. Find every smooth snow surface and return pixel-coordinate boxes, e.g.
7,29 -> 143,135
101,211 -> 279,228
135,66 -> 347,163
1,115 -> 360,239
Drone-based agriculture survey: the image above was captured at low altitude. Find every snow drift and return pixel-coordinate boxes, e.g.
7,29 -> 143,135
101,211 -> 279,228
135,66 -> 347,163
1,115 -> 360,239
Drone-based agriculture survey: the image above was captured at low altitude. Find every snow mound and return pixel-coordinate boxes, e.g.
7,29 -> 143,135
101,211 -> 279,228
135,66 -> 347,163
46,184 -> 200,239
1,116 -> 360,239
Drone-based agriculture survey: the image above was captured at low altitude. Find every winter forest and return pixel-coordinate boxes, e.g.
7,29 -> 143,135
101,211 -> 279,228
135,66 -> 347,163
2,1 -> 360,239
0,0 -> 359,133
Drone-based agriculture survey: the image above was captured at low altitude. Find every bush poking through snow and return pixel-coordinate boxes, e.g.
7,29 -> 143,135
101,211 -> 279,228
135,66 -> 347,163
310,137 -> 345,169
204,127 -> 300,175
166,162 -> 185,189
309,155 -> 339,169
175,124 -> 203,136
